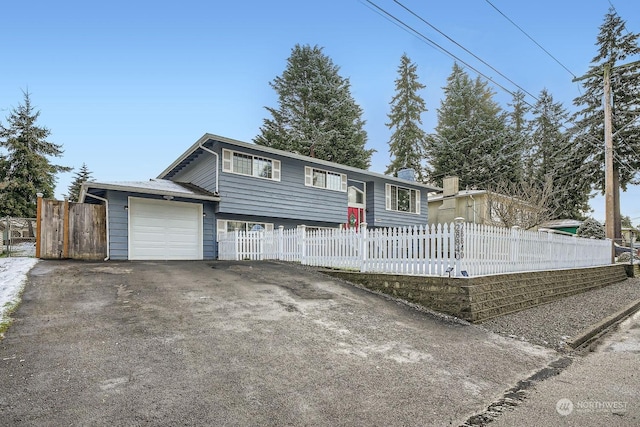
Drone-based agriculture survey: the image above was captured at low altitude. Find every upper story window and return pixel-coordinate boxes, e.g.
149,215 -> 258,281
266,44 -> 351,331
304,166 -> 347,192
348,186 -> 365,206
222,148 -> 281,181
385,184 -> 421,214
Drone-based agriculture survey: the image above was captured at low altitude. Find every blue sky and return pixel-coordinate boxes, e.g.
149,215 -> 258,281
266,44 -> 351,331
1,0 -> 639,224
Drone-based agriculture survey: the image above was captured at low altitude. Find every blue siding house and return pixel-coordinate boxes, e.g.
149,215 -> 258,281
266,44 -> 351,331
80,133 -> 440,260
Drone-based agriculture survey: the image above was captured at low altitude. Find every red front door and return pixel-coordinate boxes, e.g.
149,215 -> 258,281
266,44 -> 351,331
347,207 -> 364,230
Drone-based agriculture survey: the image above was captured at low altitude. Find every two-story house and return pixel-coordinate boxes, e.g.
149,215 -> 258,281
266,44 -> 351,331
80,133 -> 439,260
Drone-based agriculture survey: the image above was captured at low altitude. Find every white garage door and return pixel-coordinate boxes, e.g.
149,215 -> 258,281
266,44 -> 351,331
129,197 -> 203,260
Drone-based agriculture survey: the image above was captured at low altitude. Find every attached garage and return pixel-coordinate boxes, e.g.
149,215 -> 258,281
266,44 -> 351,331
128,197 -> 203,260
80,180 -> 220,261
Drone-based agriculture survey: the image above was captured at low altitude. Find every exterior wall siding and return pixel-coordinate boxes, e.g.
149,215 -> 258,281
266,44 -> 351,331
103,191 -> 128,260
355,178 -> 428,228
161,137 -> 432,231
171,150 -> 217,192
102,190 -> 216,260
215,142 -> 346,224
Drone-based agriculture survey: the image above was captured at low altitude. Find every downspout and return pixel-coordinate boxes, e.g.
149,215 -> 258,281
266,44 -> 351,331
83,192 -> 110,261
198,142 -> 219,194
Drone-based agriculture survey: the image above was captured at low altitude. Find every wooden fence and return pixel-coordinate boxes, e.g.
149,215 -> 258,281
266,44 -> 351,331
37,198 -> 107,260
218,222 -> 612,277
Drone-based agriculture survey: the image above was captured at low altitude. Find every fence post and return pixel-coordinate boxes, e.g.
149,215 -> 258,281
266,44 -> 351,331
5,216 -> 11,257
63,197 -> 70,259
454,217 -> 465,277
510,226 -> 520,268
234,228 -> 240,261
35,193 -> 43,259
278,226 -> 284,260
360,222 -> 368,272
299,225 -> 306,265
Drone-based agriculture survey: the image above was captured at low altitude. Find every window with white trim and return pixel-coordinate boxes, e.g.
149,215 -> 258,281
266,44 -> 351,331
348,186 -> 365,206
385,184 -> 420,214
304,166 -> 347,192
216,219 -> 274,241
222,149 -> 281,181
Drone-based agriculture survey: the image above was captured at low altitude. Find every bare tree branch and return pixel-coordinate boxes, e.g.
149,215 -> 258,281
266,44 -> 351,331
485,176 -> 554,229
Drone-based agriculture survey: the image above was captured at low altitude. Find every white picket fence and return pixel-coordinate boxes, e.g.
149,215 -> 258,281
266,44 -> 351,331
217,222 -> 612,277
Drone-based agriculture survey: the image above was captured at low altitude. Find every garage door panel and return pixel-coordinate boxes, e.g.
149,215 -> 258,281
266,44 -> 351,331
129,198 -> 203,260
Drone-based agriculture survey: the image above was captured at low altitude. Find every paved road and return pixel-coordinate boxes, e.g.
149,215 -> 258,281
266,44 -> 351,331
0,260 -> 557,426
492,310 -> 640,426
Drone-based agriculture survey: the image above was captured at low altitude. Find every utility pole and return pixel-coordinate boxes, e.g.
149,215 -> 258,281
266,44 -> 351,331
573,59 -> 640,244
603,63 -> 615,240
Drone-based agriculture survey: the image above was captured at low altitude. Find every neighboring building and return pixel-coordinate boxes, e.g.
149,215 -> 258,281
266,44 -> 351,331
428,176 -> 493,226
80,133 -> 439,261
621,227 -> 639,247
428,176 -> 542,229
538,219 -> 583,235
1,218 -> 36,243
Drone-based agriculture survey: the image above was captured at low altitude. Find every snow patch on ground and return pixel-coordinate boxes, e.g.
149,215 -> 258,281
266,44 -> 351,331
0,257 -> 38,332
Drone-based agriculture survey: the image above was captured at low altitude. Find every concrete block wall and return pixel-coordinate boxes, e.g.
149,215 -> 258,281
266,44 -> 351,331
323,265 -> 627,323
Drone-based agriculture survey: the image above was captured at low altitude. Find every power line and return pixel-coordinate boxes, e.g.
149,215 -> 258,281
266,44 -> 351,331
362,0 -> 635,198
393,1 -> 540,102
362,0 -> 539,106
483,0 -> 578,79
607,0 -> 630,35
364,0 -> 609,143
359,0 -> 448,57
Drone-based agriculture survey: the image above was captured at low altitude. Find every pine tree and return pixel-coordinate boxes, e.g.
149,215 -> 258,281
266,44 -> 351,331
528,89 -> 591,219
66,163 -> 93,202
255,44 -> 373,169
425,63 -> 520,189
572,9 -> 640,225
507,90 -> 531,178
385,54 -> 428,181
0,91 -> 70,217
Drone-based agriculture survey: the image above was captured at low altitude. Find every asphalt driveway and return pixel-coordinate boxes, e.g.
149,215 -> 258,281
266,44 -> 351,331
0,260 -> 557,426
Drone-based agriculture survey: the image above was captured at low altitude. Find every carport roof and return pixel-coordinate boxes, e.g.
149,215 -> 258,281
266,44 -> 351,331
79,179 -> 221,202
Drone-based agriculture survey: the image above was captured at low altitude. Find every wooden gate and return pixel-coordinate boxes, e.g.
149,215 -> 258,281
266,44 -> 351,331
37,198 -> 107,260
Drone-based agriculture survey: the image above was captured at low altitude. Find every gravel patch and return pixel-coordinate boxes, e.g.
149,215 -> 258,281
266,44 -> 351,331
479,278 -> 640,352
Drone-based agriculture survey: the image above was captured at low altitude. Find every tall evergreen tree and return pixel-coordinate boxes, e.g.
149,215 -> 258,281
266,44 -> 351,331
572,8 -> 640,227
255,44 -> 373,169
385,53 -> 428,181
425,63 -> 520,189
66,163 -> 93,202
0,92 -> 70,217
529,89 -> 568,182
528,89 -> 591,219
506,90 -> 532,178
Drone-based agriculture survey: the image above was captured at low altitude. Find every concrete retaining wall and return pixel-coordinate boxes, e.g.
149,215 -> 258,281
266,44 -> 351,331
322,265 -> 628,323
